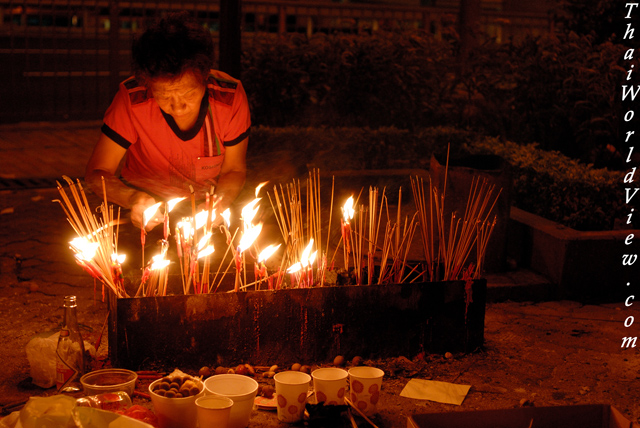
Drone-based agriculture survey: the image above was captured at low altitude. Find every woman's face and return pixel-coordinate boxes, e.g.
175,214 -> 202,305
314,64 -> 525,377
150,71 -> 206,130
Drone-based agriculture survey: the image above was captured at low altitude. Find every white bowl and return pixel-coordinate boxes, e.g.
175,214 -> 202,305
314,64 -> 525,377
148,377 -> 204,428
203,374 -> 259,428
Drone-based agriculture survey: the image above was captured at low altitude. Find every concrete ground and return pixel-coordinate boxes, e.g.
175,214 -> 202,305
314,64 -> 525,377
1,122 -> 639,426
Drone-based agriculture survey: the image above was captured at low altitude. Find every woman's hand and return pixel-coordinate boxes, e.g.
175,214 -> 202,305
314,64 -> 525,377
129,192 -> 161,231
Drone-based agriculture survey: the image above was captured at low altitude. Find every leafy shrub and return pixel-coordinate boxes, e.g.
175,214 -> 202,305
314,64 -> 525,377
249,125 -> 474,170
467,137 -> 636,231
250,126 -> 633,231
242,30 -> 628,163
242,31 -> 458,129
498,34 -> 626,162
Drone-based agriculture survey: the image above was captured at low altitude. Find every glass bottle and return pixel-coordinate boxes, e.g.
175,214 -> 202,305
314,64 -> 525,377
56,295 -> 85,392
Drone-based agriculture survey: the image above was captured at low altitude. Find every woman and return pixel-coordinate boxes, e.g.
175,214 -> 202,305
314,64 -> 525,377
85,12 -> 251,231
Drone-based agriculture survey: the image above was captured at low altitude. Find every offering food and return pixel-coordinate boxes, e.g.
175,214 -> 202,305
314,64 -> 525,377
150,370 -> 202,398
198,366 -> 211,378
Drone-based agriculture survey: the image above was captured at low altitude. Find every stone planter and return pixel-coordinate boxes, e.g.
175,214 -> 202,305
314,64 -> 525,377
508,206 -> 638,302
107,279 -> 486,370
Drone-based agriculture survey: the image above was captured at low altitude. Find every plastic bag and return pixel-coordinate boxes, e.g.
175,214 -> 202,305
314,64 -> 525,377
0,395 -> 155,428
0,395 -> 79,428
25,331 -> 97,389
25,331 -> 59,388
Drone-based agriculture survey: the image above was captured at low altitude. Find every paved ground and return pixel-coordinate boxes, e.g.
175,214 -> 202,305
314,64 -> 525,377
1,122 -> 639,426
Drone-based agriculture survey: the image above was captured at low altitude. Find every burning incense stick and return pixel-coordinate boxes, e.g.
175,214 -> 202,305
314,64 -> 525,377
54,176 -> 128,298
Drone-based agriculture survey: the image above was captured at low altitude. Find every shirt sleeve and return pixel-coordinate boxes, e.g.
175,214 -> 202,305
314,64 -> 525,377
223,80 -> 251,147
102,83 -> 139,149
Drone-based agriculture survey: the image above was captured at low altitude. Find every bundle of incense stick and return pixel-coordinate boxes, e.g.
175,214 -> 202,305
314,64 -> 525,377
54,176 -> 128,298
268,169 -> 328,287
136,253 -> 170,297
377,208 -> 419,285
436,175 -> 500,280
174,212 -> 215,295
268,179 -> 304,265
339,186 -> 419,286
352,203 -> 366,285
410,175 -> 436,280
412,173 -> 501,282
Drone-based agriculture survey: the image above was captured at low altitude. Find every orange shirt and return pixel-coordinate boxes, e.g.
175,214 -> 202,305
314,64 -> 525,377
102,70 -> 251,201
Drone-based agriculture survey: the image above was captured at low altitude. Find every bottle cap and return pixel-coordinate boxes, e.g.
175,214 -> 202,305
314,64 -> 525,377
64,295 -> 78,307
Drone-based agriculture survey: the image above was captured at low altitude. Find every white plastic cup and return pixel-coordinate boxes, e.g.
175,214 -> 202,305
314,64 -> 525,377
274,371 -> 311,423
311,367 -> 348,405
196,396 -> 234,428
348,366 -> 384,417
148,378 -> 204,428
203,374 -> 259,428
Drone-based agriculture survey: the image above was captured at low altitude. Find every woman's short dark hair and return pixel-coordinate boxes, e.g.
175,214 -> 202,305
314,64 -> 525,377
132,11 -> 214,86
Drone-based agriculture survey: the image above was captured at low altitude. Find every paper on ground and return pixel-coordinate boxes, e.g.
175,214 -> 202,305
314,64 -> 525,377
400,379 -> 471,405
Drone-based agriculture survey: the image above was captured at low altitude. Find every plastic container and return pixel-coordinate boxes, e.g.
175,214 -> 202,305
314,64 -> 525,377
80,368 -> 138,396
76,391 -> 132,412
149,377 -> 205,428
203,374 -> 259,428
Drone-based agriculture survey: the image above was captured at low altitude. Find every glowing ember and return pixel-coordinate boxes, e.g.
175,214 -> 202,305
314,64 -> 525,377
258,244 -> 281,263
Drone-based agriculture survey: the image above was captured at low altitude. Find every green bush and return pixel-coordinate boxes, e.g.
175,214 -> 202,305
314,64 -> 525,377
249,125 -> 474,170
250,126 -> 635,231
242,31 -> 457,129
242,30 -> 627,163
467,137 -> 635,231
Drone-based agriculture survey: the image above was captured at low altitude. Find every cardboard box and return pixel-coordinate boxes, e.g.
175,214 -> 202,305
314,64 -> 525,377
408,404 -> 639,428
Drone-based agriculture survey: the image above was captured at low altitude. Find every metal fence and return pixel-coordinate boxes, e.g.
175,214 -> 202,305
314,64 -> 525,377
0,0 -> 552,123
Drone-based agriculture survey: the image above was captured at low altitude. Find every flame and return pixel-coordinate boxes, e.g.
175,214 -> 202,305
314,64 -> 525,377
167,197 -> 186,212
241,198 -> 261,227
177,220 -> 193,239
143,202 -> 162,227
342,196 -> 355,222
111,253 -> 126,264
307,251 -> 317,267
300,239 -> 314,266
258,244 -> 281,263
287,262 -> 302,274
221,209 -> 231,228
69,237 -> 98,261
150,254 -> 170,270
194,209 -> 216,230
238,223 -> 263,252
198,245 -> 214,259
255,181 -> 268,197
197,232 -> 212,252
